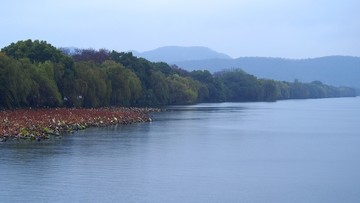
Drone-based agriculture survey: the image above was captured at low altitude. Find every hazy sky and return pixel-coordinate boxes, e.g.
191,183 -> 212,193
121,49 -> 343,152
1,0 -> 359,58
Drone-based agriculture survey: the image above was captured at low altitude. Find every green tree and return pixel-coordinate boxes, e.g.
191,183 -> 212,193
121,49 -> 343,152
27,62 -> 63,107
276,81 -> 291,100
215,69 -> 262,101
290,80 -> 309,99
103,61 -> 142,106
260,79 -> 278,101
1,39 -> 73,67
0,53 -> 33,108
74,62 -> 110,107
167,74 -> 198,104
190,70 -> 224,102
146,71 -> 169,105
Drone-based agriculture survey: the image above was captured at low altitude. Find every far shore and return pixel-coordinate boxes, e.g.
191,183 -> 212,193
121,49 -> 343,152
0,107 -> 159,142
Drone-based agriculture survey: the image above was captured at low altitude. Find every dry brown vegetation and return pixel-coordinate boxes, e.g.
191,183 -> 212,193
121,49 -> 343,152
0,107 -> 157,141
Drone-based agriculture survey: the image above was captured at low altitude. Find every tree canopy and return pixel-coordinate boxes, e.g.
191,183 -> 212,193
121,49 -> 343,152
0,39 -> 356,109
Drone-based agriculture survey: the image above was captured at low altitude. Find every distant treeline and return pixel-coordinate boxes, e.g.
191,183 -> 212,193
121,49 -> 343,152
0,40 -> 356,109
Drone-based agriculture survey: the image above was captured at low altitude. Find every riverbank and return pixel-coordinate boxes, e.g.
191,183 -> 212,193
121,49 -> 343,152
0,107 -> 158,142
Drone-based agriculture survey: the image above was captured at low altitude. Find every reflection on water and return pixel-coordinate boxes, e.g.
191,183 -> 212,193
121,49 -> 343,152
1,97 -> 360,202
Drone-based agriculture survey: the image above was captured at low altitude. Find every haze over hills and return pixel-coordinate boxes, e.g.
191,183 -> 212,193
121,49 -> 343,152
174,56 -> 360,89
133,46 -> 360,90
133,46 -> 231,63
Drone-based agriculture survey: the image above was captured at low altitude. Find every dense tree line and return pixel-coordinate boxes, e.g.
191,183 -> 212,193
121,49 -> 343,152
0,40 -> 356,109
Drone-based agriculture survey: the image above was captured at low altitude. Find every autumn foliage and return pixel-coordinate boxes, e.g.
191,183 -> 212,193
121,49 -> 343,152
0,108 -> 155,141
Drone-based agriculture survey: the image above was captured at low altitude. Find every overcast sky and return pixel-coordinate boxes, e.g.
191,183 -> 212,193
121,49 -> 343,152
1,0 -> 359,58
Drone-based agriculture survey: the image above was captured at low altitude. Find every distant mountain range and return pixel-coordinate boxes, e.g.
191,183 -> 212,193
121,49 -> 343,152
174,56 -> 360,89
132,46 -> 360,90
132,46 -> 231,63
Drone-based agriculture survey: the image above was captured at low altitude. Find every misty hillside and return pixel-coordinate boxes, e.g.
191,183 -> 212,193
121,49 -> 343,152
173,56 -> 360,89
133,46 -> 231,63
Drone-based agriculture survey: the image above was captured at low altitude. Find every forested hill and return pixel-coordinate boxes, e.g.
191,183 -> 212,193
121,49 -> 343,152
0,40 -> 356,109
133,46 -> 231,63
173,56 -> 360,90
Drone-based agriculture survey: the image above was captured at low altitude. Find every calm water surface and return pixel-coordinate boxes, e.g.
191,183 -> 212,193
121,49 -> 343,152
1,97 -> 360,202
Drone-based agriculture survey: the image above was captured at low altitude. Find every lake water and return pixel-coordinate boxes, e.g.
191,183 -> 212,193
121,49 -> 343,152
1,97 -> 360,202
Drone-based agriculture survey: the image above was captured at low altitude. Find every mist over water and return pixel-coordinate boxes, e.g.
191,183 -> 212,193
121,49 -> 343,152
1,97 -> 360,202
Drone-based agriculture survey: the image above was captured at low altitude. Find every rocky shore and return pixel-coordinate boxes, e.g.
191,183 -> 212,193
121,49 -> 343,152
0,107 -> 158,142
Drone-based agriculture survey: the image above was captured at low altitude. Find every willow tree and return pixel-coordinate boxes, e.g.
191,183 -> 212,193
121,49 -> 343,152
102,61 -> 142,106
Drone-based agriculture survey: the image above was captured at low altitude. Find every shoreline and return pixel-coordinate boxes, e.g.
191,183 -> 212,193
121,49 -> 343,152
0,107 -> 159,142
